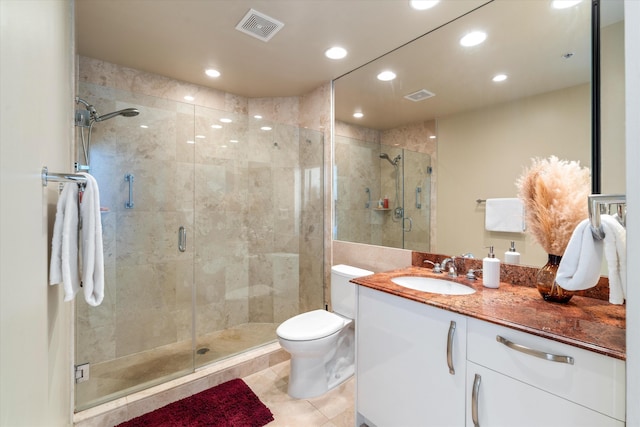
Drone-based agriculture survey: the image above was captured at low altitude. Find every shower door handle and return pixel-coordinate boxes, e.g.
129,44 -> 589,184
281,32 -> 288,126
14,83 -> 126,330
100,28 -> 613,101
178,226 -> 187,252
415,186 -> 422,209
403,217 -> 412,232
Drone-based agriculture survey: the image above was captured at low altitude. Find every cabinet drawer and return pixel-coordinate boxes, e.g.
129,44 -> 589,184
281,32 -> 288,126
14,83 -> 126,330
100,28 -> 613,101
467,318 -> 625,421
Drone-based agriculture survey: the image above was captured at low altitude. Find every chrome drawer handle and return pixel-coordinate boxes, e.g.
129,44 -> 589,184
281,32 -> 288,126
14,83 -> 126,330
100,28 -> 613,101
446,320 -> 456,374
472,373 -> 481,427
496,335 -> 574,365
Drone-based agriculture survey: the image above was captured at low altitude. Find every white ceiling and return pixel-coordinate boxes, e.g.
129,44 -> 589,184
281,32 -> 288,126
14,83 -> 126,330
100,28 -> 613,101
76,0 -> 623,130
75,0 -> 489,98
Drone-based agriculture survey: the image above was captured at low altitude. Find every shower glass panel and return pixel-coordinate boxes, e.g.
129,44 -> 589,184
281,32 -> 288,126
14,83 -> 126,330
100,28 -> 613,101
192,106 -> 325,368
334,135 -> 431,251
74,81 -> 325,411
74,84 -> 196,411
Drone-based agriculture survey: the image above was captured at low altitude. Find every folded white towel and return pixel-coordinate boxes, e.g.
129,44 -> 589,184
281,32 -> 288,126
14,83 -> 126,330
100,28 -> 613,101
485,198 -> 525,232
79,173 -> 105,307
601,215 -> 626,304
556,219 -> 603,291
49,183 -> 81,301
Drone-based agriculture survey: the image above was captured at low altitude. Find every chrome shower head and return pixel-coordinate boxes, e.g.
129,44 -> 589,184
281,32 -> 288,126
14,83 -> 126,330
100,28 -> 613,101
93,107 -> 140,122
380,153 -> 401,166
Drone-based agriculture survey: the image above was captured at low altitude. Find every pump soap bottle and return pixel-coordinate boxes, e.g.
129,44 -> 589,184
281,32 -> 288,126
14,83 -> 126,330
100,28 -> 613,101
483,246 -> 501,288
504,241 -> 520,265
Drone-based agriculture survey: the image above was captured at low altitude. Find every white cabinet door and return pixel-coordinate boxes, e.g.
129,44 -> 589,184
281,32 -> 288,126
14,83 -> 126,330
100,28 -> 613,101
466,362 -> 625,427
356,286 -> 466,427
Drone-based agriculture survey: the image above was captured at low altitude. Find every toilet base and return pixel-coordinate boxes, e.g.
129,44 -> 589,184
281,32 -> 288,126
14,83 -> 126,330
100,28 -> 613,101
285,324 -> 354,399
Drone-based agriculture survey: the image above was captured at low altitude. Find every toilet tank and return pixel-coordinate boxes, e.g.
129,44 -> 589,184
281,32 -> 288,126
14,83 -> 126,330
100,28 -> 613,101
331,264 -> 373,318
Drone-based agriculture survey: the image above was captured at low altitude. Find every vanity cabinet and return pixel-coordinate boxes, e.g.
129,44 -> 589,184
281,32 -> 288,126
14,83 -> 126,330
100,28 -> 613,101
356,286 -> 467,427
466,318 -> 626,427
355,285 -> 626,427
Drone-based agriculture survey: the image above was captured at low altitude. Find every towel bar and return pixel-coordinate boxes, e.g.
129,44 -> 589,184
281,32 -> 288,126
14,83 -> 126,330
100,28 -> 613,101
41,166 -> 87,186
588,194 -> 626,240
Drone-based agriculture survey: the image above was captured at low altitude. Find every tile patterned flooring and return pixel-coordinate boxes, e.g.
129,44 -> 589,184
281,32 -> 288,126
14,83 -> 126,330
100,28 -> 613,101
244,360 -> 356,427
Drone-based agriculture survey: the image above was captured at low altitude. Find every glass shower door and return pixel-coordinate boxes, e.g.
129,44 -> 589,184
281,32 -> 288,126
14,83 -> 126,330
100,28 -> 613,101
74,86 -> 196,410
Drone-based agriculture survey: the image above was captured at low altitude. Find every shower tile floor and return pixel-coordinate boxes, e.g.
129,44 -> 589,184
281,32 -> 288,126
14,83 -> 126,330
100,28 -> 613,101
76,322 -> 279,410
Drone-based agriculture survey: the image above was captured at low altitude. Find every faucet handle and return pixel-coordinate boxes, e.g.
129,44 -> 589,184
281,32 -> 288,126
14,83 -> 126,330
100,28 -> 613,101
466,269 -> 482,280
423,259 -> 443,273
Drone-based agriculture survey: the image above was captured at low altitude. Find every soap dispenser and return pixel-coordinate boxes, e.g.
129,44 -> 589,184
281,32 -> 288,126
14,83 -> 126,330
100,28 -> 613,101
483,246 -> 501,288
504,241 -> 520,265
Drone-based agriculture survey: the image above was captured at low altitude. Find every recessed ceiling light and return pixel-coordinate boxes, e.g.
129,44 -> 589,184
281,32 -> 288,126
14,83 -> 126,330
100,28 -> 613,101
410,0 -> 439,10
230,139 -> 239,143
261,126 -> 272,131
253,115 -> 263,119
492,74 -> 508,82
325,46 -> 348,60
205,69 -> 221,78
551,0 -> 582,9
377,70 -> 397,81
186,140 -> 195,144
140,125 -> 149,129
429,135 -> 436,139
195,135 -> 206,139
353,112 -> 364,118
184,95 -> 195,101
220,118 -> 232,123
211,124 -> 222,129
460,31 -> 487,47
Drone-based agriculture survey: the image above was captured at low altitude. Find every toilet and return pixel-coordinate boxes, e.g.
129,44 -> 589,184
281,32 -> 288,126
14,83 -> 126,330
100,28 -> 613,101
276,264 -> 373,399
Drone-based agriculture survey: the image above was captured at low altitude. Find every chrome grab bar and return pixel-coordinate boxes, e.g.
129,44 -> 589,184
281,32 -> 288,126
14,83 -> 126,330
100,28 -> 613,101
446,321 -> 456,374
125,173 -> 134,209
472,374 -> 481,427
496,335 -> 574,364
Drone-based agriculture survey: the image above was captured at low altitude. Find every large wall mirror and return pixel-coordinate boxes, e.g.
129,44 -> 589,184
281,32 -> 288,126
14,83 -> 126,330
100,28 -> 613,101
333,0 -> 624,266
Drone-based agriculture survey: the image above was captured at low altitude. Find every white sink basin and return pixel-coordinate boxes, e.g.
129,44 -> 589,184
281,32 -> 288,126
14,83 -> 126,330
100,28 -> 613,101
391,276 -> 476,295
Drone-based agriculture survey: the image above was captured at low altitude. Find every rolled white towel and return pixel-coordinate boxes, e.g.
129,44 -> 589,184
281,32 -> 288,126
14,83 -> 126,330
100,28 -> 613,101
556,219 -> 603,291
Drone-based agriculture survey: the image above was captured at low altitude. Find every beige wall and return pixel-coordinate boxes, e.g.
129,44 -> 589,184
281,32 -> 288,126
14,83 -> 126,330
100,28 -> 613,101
0,1 -> 74,425
437,84 -> 591,266
601,20 -> 626,194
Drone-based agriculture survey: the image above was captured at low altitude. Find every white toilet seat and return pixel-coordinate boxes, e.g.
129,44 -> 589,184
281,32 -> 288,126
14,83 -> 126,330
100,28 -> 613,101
276,309 -> 348,341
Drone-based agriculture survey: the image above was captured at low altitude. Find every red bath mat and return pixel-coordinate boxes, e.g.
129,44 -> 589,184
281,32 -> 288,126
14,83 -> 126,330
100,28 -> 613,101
115,378 -> 274,427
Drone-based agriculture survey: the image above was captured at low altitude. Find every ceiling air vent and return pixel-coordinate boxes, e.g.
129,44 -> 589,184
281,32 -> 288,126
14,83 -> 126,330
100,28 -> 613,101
236,9 -> 284,42
404,89 -> 436,102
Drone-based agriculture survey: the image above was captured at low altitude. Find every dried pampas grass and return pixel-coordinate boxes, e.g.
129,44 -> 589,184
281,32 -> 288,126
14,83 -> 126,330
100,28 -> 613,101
516,156 -> 590,256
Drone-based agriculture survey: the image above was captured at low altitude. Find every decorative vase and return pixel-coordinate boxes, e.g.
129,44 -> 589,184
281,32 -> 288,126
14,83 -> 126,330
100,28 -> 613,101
536,254 -> 573,303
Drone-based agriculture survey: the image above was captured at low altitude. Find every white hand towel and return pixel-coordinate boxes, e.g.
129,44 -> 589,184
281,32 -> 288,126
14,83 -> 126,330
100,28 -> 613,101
49,183 -> 81,301
485,198 -> 525,232
601,215 -> 626,304
556,219 -> 603,291
79,173 -> 105,307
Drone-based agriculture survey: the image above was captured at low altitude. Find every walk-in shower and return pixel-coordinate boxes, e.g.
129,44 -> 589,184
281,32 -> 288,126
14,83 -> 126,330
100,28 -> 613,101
73,80 -> 325,411
335,135 -> 431,252
75,97 -> 140,170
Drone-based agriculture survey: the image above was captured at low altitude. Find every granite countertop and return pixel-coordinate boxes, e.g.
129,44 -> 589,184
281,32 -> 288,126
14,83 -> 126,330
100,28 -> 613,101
351,266 -> 626,361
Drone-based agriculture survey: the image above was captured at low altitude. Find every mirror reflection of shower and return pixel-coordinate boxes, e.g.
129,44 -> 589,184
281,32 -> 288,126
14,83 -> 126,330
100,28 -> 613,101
75,97 -> 140,171
380,152 -> 403,219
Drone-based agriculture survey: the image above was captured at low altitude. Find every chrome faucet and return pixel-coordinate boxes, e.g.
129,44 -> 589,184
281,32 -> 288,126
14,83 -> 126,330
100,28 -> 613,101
442,257 -> 458,277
